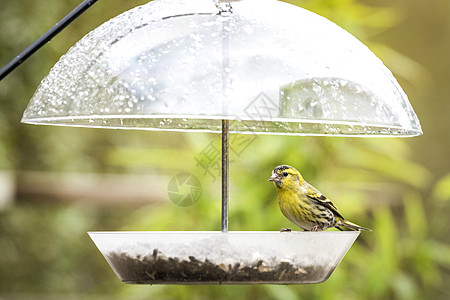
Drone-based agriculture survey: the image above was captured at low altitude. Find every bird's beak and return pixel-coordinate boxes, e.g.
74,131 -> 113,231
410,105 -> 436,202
267,175 -> 277,182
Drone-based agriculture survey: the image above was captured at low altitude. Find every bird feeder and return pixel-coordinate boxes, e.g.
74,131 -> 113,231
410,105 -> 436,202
19,0 -> 421,284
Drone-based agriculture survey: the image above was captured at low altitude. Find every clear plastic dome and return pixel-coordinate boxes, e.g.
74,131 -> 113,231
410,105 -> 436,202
22,0 -> 422,136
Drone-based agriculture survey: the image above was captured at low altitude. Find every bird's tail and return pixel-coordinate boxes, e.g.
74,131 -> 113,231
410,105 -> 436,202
339,219 -> 372,231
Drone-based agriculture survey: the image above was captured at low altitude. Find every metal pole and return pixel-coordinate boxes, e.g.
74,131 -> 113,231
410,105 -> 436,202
218,1 -> 232,233
0,0 -> 99,81
221,119 -> 229,233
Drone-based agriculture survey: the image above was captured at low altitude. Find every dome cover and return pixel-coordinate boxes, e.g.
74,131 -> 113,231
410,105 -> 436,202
22,0 -> 422,136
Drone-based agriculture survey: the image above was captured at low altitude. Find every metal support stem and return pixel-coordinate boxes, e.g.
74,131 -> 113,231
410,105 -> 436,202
221,119 -> 229,233
0,0 -> 99,81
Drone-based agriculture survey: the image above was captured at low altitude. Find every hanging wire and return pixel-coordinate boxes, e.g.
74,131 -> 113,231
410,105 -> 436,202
0,0 -> 99,81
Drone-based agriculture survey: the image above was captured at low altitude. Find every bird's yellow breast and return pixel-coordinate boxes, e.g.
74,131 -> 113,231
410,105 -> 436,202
277,187 -> 315,229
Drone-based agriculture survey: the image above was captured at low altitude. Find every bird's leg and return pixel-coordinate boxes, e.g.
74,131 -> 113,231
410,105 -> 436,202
280,228 -> 292,232
310,225 -> 319,232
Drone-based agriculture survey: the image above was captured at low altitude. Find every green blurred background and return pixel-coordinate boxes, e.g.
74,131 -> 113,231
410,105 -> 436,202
0,0 -> 449,299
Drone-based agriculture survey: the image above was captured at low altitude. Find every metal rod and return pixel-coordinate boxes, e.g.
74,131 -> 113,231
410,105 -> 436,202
219,2 -> 232,233
221,119 -> 229,233
0,0 -> 99,81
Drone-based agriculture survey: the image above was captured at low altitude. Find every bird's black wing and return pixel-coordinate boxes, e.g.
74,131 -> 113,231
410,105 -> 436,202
306,187 -> 345,219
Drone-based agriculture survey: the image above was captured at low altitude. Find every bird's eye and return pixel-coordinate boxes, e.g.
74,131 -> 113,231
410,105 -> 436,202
282,172 -> 289,177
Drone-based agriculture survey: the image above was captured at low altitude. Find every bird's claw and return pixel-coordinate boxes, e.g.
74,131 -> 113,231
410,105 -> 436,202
280,228 -> 292,232
310,225 -> 319,232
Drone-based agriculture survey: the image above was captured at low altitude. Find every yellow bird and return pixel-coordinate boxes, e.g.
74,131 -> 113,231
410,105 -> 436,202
268,165 -> 371,232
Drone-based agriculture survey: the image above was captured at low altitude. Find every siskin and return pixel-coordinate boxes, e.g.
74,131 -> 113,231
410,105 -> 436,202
268,165 -> 371,232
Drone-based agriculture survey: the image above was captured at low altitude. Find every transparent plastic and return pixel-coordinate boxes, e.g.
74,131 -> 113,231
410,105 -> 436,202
88,231 -> 360,284
22,0 -> 422,136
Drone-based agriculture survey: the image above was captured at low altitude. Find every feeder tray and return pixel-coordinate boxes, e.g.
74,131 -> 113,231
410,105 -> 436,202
89,231 -> 359,284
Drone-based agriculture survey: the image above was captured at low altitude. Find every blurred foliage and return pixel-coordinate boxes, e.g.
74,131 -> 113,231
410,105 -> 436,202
0,0 -> 449,299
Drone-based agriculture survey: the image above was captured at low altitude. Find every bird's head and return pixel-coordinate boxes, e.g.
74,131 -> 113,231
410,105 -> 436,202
268,165 -> 303,190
